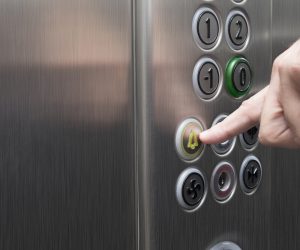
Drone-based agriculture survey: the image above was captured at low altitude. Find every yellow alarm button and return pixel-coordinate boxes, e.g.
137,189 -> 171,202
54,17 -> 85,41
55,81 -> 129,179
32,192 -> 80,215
175,118 -> 205,162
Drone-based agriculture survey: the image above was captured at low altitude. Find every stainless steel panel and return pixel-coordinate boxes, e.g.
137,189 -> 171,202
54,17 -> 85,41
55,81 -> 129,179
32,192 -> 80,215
0,1 -> 135,249
136,0 -> 272,249
271,1 -> 300,249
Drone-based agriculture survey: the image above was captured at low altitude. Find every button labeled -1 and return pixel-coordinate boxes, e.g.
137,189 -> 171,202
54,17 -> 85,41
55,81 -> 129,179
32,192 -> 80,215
193,58 -> 222,100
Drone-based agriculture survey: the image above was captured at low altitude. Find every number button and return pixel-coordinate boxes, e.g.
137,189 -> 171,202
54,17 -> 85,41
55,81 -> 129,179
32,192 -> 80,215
193,58 -> 221,100
226,10 -> 250,50
225,56 -> 252,98
193,8 -> 220,50
233,61 -> 251,92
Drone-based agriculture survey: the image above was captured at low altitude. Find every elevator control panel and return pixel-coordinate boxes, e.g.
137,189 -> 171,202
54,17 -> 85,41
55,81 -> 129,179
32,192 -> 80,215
175,2 -> 263,211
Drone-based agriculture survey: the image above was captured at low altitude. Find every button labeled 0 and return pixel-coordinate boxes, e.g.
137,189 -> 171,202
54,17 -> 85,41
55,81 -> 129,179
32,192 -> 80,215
225,56 -> 252,98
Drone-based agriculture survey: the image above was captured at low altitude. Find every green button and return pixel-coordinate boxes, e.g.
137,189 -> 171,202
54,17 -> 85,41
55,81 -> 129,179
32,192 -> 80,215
225,56 -> 252,98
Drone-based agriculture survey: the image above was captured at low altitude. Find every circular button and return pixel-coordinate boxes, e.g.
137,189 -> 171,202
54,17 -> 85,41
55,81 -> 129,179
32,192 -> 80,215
211,162 -> 237,203
226,10 -> 250,51
233,0 -> 245,3
210,241 -> 241,250
211,114 -> 236,156
240,155 -> 262,195
240,125 -> 259,150
225,56 -> 252,98
176,168 -> 207,211
193,58 -> 222,100
175,118 -> 205,162
193,7 -> 221,50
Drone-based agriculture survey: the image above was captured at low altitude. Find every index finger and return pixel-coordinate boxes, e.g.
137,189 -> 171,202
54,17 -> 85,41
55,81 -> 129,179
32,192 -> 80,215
199,86 -> 268,144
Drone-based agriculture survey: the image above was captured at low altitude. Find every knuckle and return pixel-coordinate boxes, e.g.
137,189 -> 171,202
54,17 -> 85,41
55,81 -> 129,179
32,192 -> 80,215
273,56 -> 286,73
258,129 -> 272,146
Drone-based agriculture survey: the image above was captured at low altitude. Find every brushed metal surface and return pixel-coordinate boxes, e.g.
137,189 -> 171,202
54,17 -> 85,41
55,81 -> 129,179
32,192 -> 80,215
136,0 -> 272,249
271,1 -> 300,249
0,1 -> 135,250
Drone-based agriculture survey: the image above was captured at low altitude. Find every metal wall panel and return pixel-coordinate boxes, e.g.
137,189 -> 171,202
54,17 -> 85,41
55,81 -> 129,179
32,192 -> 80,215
0,1 -> 135,250
136,0 -> 272,249
271,1 -> 300,249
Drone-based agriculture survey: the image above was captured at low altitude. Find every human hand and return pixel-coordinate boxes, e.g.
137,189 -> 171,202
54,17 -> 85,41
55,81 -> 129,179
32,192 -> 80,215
199,40 -> 300,148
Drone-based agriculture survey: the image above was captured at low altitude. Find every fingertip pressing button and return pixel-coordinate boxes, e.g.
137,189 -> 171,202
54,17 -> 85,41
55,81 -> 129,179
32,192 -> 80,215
175,118 -> 205,162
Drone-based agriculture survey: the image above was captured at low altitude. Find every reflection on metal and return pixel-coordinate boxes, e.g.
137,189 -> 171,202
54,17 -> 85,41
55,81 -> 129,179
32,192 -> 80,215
0,0 -> 300,249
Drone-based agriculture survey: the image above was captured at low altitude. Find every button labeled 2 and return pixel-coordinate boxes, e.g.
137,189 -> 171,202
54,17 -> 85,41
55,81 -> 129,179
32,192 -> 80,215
226,10 -> 250,51
225,56 -> 252,98
175,118 -> 204,162
193,58 -> 222,100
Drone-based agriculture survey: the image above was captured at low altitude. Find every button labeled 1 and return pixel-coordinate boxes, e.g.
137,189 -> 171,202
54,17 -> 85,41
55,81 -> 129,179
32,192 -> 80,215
193,7 -> 221,50
175,118 -> 204,162
225,56 -> 252,98
193,58 -> 222,100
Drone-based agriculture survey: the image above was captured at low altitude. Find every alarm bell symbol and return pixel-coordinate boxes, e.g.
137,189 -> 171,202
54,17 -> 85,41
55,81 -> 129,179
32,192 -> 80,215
187,130 -> 199,150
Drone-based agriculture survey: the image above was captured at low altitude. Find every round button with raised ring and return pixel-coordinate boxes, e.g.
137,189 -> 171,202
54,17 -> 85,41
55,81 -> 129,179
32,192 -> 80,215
240,125 -> 259,151
193,57 -> 222,100
225,10 -> 250,51
211,161 -> 237,203
210,241 -> 241,250
240,155 -> 262,195
225,56 -> 252,98
175,118 -> 205,162
211,114 -> 236,156
176,168 -> 208,211
192,7 -> 221,51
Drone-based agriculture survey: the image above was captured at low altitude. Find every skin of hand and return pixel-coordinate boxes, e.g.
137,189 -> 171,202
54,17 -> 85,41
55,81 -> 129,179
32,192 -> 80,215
200,39 -> 300,148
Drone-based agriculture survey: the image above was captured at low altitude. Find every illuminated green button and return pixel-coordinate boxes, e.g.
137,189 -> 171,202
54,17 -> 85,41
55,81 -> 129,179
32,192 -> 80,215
225,56 -> 252,98
175,118 -> 204,162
